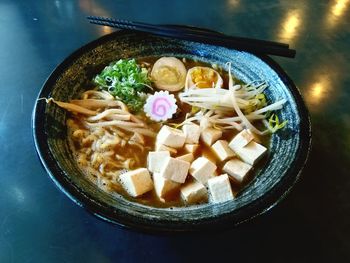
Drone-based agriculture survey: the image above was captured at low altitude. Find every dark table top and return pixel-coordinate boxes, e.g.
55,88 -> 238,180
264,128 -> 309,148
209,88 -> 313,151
1,0 -> 349,262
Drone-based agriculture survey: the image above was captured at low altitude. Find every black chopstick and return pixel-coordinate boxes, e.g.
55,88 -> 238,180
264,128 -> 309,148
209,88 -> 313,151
87,16 -> 289,49
87,16 -> 295,58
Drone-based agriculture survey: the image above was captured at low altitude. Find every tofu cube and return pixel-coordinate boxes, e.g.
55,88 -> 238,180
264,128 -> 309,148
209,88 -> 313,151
156,143 -> 177,155
208,174 -> 234,203
153,172 -> 180,201
212,140 -> 235,161
235,141 -> 267,165
184,144 -> 199,153
180,180 -> 208,204
160,157 -> 190,183
147,151 -> 170,173
223,159 -> 252,183
182,123 -> 201,144
176,153 -> 194,163
119,168 -> 153,197
189,157 -> 217,184
200,127 -> 222,146
156,125 -> 186,148
228,129 -> 254,152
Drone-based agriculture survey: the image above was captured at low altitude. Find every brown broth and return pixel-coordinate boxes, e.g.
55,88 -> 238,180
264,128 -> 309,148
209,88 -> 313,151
71,57 -> 271,208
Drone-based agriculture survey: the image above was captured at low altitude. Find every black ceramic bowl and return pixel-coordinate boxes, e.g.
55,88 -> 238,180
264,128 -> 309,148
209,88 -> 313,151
32,30 -> 311,233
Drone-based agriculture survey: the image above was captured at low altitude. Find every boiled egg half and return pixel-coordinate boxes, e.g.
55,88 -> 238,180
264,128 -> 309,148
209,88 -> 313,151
185,66 -> 223,89
151,57 -> 187,92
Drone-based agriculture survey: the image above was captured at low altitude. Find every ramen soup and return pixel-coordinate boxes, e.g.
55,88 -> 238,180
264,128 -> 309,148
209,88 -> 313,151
49,57 -> 287,208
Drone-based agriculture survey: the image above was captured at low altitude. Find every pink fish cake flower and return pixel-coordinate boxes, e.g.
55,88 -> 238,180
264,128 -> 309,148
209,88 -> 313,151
144,91 -> 178,121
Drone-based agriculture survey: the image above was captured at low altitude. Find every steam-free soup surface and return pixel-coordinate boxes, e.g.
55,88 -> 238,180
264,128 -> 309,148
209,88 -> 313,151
65,57 -> 270,208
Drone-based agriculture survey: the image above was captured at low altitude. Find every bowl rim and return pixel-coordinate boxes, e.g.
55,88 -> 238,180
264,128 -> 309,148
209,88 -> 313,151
32,30 -> 312,233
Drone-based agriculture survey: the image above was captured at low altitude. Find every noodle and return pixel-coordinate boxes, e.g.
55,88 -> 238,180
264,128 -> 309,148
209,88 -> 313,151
48,90 -> 158,192
46,56 -> 283,208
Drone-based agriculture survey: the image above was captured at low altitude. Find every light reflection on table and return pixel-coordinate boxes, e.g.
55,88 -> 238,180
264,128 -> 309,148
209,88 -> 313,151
278,9 -> 303,43
326,0 -> 350,29
227,0 -> 240,9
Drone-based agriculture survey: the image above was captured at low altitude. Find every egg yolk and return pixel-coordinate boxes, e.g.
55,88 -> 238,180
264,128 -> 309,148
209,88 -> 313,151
153,66 -> 181,85
190,68 -> 218,88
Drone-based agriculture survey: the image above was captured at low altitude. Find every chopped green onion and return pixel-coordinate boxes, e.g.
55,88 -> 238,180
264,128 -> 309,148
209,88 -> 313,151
94,59 -> 151,112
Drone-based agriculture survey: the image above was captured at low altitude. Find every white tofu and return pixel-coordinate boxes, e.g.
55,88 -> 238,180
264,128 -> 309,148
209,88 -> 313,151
155,143 -> 177,155
189,157 -> 217,184
153,172 -> 180,201
182,123 -> 201,144
201,151 -> 217,163
147,151 -> 170,173
223,159 -> 252,183
235,141 -> 267,165
184,144 -> 199,153
208,174 -> 234,203
212,140 -> 235,161
160,157 -> 190,183
200,127 -> 222,146
228,129 -> 254,152
119,168 -> 153,197
180,180 -> 208,204
176,153 -> 194,163
156,125 -> 186,148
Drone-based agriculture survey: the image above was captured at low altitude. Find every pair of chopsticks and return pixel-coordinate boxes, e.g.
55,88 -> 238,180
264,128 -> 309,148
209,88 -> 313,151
87,16 -> 296,58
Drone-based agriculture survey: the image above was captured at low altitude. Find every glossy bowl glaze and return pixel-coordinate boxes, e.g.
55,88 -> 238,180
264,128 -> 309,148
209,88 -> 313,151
32,30 -> 311,233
